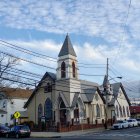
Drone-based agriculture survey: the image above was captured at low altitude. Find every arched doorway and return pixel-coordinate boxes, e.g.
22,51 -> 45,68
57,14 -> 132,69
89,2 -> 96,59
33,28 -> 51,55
74,103 -> 79,124
59,98 -> 67,125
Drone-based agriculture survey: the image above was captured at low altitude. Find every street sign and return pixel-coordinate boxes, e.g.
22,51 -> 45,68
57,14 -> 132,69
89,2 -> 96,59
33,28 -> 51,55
13,111 -> 21,119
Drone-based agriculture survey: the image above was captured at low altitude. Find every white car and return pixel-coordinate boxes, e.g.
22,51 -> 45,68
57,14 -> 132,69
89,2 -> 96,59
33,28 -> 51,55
136,118 -> 140,126
127,119 -> 138,127
113,120 -> 129,129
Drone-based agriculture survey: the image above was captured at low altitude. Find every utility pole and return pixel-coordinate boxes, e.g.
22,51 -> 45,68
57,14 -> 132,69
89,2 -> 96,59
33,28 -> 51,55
104,58 -> 109,129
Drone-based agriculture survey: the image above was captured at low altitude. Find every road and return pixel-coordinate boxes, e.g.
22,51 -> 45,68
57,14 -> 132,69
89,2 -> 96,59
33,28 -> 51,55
2,127 -> 140,140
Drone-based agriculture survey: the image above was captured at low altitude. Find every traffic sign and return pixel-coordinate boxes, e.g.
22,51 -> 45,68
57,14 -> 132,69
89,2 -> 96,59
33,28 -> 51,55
13,111 -> 21,119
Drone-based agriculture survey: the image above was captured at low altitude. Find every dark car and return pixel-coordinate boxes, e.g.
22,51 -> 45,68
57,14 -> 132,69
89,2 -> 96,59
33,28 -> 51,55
0,125 -> 10,137
6,125 -> 30,138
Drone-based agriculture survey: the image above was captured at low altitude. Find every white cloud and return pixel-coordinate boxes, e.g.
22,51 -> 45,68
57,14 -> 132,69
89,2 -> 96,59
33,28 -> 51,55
0,0 -> 139,42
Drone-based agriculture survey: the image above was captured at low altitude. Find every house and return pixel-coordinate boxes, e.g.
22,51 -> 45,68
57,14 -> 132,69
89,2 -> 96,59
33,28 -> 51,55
102,78 -> 131,125
130,106 -> 140,118
0,88 -> 32,126
24,35 -> 106,131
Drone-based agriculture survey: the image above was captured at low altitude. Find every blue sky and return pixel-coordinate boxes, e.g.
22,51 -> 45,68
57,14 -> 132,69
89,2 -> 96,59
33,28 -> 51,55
0,0 -> 140,97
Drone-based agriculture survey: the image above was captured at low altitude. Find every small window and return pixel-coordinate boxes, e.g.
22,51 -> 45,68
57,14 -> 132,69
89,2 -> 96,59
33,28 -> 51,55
72,62 -> 76,78
96,104 -> 100,118
61,61 -> 66,78
95,94 -> 98,101
44,83 -> 52,93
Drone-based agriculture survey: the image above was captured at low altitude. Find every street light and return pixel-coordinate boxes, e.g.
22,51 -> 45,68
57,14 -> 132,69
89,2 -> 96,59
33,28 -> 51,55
108,76 -> 122,81
104,76 -> 122,129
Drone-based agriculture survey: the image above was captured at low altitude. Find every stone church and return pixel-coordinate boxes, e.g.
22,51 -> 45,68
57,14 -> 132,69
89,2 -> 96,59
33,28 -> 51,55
24,35 -> 106,131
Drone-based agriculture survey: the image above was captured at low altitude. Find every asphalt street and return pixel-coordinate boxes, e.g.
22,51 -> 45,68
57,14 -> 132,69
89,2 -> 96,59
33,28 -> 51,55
1,127 -> 140,140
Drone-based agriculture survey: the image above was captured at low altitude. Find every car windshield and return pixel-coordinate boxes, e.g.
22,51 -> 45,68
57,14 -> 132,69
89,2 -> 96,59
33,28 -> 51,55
128,120 -> 132,122
117,121 -> 124,123
20,126 -> 30,130
137,119 -> 140,121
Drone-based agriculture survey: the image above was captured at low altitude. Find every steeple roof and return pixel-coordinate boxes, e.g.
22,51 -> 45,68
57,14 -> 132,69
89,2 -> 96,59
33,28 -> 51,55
103,75 -> 109,88
58,34 -> 77,57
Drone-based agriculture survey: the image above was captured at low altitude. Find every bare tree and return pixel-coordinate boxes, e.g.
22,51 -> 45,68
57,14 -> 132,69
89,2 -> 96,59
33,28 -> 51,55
0,53 -> 19,91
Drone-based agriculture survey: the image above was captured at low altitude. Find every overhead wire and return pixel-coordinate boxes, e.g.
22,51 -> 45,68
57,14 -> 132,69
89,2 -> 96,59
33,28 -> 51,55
0,40 -> 106,67
0,51 -> 105,77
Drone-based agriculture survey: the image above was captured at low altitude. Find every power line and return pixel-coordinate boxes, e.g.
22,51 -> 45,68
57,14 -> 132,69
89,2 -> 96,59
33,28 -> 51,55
1,64 -> 42,79
113,0 -> 132,63
0,51 -> 105,77
0,77 -> 35,86
0,40 -> 106,67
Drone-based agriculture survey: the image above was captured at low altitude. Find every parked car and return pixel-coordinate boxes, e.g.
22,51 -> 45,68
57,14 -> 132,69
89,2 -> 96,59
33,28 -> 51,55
5,125 -> 30,138
112,120 -> 129,129
0,125 -> 10,137
136,118 -> 140,126
127,119 -> 138,127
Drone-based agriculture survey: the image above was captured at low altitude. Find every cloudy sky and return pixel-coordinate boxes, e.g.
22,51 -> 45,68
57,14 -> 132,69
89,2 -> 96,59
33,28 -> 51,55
0,0 -> 140,97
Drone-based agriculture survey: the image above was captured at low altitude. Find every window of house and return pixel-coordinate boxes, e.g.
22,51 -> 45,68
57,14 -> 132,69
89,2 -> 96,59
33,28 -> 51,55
126,106 -> 129,117
44,98 -> 52,121
72,62 -> 76,78
123,106 -> 126,117
61,61 -> 66,78
96,104 -> 100,118
38,104 -> 43,123
119,106 -> 123,117
116,105 -> 119,117
95,94 -> 98,101
44,83 -> 52,93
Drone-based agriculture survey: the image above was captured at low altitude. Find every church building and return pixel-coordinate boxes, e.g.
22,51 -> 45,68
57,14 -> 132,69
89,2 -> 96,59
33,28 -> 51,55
24,35 -> 106,131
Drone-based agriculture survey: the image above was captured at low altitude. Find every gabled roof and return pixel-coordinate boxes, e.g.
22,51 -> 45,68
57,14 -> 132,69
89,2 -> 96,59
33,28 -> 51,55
81,87 -> 105,103
110,82 -> 131,106
0,88 -> 32,99
24,72 -> 56,108
58,34 -> 77,57
71,92 -> 79,107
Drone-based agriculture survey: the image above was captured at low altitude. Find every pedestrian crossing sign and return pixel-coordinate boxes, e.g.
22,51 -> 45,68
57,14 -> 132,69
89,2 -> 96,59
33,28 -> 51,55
14,111 -> 21,119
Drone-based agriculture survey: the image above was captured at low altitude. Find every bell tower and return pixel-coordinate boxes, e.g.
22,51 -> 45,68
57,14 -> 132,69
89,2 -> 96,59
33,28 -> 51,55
57,34 -> 78,80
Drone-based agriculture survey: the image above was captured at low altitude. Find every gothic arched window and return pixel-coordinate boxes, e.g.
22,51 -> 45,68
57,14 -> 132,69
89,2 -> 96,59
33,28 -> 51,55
119,106 -> 123,117
38,104 -> 43,123
61,61 -> 66,78
72,62 -> 76,78
96,104 -> 100,118
126,106 -> 129,117
44,98 -> 52,121
123,106 -> 126,117
116,105 -> 119,117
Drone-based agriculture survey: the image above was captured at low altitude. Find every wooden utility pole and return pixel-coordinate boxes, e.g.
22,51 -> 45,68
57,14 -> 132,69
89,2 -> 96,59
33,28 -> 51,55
105,58 -> 109,129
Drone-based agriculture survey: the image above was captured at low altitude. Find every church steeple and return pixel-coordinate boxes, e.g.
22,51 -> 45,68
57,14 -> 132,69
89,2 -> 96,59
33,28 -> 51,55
58,34 -> 76,57
57,34 -> 78,80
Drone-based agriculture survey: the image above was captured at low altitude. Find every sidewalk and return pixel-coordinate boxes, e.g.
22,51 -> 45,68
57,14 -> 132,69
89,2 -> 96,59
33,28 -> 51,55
31,127 -> 111,138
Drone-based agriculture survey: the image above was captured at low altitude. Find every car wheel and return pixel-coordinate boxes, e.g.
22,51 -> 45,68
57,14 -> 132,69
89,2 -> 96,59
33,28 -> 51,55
6,133 -> 9,138
16,134 -> 19,139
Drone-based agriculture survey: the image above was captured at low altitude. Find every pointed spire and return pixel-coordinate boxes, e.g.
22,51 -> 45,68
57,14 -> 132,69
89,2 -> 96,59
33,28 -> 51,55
58,34 -> 77,57
103,75 -> 109,88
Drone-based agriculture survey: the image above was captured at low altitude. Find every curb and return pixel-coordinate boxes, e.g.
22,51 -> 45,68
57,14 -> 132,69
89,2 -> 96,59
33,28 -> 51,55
31,136 -> 61,138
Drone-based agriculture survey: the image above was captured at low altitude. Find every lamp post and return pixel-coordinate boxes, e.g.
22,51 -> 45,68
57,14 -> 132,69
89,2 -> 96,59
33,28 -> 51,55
104,58 -> 122,129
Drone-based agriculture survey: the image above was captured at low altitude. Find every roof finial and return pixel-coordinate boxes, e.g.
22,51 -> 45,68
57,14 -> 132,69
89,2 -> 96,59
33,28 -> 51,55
67,33 -> 69,36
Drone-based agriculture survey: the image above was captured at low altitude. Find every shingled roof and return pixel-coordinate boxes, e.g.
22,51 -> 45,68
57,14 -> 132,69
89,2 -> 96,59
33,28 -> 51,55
24,72 -> 56,108
1,88 -> 32,99
58,34 -> 77,57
